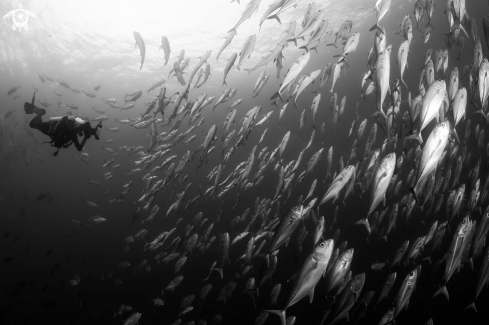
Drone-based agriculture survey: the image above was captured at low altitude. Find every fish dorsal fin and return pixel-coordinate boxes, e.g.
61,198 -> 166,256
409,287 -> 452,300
287,272 -> 298,283
284,237 -> 291,247
308,289 -> 315,303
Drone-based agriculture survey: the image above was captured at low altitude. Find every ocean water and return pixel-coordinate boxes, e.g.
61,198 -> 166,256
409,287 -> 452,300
1,0 -> 489,324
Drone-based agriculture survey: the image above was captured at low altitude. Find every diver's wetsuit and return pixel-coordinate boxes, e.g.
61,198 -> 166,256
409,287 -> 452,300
29,115 -> 51,135
25,93 -> 101,154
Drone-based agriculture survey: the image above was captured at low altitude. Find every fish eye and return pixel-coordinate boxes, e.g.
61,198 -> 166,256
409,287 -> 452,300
320,242 -> 325,247
410,271 -> 414,276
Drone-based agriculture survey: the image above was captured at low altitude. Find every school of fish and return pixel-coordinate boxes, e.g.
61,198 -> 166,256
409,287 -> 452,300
3,0 -> 489,324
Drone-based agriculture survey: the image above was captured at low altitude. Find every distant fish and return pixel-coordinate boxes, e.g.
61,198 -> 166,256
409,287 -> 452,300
265,239 -> 334,325
188,50 -> 212,83
125,90 -> 142,103
236,35 -> 256,70
266,0 -> 304,24
133,31 -> 146,70
333,32 -> 360,60
36,193 -> 48,201
7,85 -> 20,95
230,0 -> 261,32
216,29 -> 237,62
57,79 -> 70,89
278,52 -> 311,98
425,0 -> 435,29
147,79 -> 166,94
398,40 -> 409,88
259,0 -> 286,29
223,53 -> 237,86
37,71 -> 45,82
328,20 -> 353,47
4,110 -> 15,119
369,0 -> 392,33
159,36 -> 171,66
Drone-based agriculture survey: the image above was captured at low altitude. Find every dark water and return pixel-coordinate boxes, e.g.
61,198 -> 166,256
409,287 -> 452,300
1,0 -> 489,324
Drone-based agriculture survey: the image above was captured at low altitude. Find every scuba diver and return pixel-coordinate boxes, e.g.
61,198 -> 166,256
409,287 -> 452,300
24,92 -> 102,156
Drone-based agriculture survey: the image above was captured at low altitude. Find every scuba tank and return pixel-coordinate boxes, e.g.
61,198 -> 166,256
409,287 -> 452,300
49,116 -> 86,125
48,116 -> 86,135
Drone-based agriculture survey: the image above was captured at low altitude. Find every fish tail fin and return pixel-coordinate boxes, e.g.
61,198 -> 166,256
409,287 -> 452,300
425,21 -> 435,30
355,217 -> 371,234
468,257 -> 474,271
410,187 -> 419,205
244,69 -> 252,75
465,302 -> 477,313
223,80 -> 227,86
473,109 -> 487,119
432,286 -> 449,301
252,254 -> 270,269
298,46 -> 309,52
405,131 -> 423,145
421,256 -> 432,264
401,79 -> 408,89
369,23 -> 382,33
212,267 -> 223,279
266,14 -> 282,24
271,91 -> 283,103
263,310 -> 286,325
202,273 -> 212,281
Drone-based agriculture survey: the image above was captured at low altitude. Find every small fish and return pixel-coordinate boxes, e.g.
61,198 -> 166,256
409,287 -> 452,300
7,85 -> 20,95
159,36 -> 171,66
133,31 -> 146,70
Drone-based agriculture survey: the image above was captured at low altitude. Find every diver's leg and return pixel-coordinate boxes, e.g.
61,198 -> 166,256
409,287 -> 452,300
29,115 -> 43,129
29,115 -> 51,135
